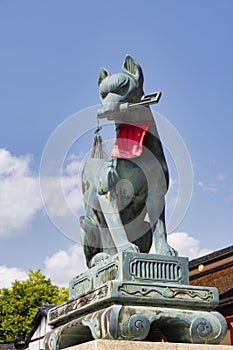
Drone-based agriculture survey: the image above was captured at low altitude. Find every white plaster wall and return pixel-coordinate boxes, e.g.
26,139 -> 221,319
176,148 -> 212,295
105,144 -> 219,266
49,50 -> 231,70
29,316 -> 51,350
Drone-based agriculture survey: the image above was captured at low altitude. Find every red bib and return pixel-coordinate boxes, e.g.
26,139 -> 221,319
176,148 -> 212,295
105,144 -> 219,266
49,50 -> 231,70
111,122 -> 155,158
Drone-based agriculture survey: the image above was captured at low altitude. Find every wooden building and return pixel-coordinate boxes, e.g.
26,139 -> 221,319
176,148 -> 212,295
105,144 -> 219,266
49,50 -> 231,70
25,304 -> 56,350
189,245 -> 233,345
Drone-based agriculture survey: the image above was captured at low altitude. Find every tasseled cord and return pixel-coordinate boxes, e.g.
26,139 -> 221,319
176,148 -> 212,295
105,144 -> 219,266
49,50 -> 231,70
90,121 -> 105,159
91,134 -> 105,158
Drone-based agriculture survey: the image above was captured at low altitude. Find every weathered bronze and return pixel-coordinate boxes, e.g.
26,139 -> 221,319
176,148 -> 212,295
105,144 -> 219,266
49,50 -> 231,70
43,56 -> 227,349
44,252 -> 227,347
80,55 -> 177,268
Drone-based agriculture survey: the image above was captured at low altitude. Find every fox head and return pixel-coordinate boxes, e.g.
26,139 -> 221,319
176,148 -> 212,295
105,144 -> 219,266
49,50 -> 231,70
98,55 -> 144,106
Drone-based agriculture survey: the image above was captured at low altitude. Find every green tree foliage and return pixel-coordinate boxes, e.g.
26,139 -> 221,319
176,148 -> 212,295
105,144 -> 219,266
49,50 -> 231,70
0,269 -> 68,346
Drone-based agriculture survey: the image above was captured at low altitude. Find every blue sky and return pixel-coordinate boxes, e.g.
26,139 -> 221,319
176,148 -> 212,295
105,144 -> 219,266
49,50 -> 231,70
0,0 -> 232,287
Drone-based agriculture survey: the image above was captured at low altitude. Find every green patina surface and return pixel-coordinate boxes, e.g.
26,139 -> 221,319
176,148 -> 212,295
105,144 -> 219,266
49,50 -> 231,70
43,57 -> 227,349
44,252 -> 227,348
80,55 -> 176,268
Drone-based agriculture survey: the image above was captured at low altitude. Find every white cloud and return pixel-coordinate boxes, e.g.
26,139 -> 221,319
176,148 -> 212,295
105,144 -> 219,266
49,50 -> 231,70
197,171 -> 226,195
0,149 -> 85,237
167,232 -> 212,260
43,244 -> 86,287
0,265 -> 27,288
0,244 -> 86,289
40,156 -> 84,218
0,149 -> 42,236
0,148 -> 31,177
197,181 -> 218,193
0,243 -> 86,289
218,173 -> 225,181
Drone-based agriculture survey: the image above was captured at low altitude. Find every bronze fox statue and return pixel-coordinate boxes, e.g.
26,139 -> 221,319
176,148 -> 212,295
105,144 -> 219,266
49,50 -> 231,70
80,55 -> 177,267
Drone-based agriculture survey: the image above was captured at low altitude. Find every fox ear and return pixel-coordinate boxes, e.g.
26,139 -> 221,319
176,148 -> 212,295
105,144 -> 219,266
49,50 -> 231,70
122,54 -> 144,87
98,67 -> 111,86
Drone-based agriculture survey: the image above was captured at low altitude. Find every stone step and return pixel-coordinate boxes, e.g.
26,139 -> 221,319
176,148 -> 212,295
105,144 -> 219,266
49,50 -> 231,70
64,340 -> 232,350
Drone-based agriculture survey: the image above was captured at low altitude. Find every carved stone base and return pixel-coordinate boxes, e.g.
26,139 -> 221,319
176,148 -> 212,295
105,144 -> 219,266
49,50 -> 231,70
44,253 -> 227,349
69,252 -> 190,298
44,301 -> 227,349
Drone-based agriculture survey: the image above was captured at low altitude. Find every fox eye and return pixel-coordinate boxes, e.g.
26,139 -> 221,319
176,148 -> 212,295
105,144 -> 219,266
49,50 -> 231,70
115,80 -> 129,95
100,91 -> 108,99
117,86 -> 126,95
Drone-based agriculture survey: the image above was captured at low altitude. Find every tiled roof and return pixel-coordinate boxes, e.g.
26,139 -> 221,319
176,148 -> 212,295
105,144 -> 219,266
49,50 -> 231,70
189,245 -> 233,267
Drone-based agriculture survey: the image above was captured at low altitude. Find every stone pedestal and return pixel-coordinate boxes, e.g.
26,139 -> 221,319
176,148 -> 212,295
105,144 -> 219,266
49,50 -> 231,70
64,340 -> 233,350
44,253 -> 227,350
